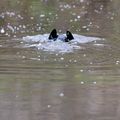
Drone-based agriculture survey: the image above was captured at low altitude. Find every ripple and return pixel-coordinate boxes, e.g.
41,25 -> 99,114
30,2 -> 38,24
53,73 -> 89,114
22,34 -> 102,53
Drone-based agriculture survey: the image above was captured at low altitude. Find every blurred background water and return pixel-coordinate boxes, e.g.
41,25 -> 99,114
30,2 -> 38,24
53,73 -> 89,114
0,0 -> 120,120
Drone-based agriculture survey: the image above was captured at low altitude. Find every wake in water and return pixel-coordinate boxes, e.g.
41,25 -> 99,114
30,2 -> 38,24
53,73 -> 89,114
22,34 -> 102,53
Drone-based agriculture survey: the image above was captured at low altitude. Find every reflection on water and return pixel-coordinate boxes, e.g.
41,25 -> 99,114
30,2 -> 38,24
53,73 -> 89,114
0,0 -> 120,120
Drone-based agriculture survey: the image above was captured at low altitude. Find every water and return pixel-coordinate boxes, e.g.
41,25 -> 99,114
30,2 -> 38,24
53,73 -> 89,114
0,0 -> 120,120
22,34 -> 101,53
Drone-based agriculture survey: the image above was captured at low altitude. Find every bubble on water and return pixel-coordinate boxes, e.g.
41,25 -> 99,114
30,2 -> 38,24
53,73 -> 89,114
90,62 -> 93,65
80,69 -> 84,72
100,5 -> 104,10
6,12 -> 15,17
69,59 -> 72,62
17,14 -> 23,19
15,95 -> 19,98
17,0 -> 20,4
65,64 -> 68,67
56,54 -> 58,56
82,26 -> 87,29
61,8 -> 64,11
47,105 -> 51,108
20,41 -> 24,44
116,61 -> 120,65
0,28 -> 5,33
80,0 -> 84,2
5,32 -> 10,37
40,14 -> 45,18
48,12 -> 52,15
81,81 -> 84,84
86,28 -> 90,31
74,60 -> 77,63
7,25 -> 15,33
96,25 -> 100,29
94,9 -> 100,13
23,25 -> 26,29
54,58 -> 57,61
73,5 -> 76,8
38,27 -> 41,30
110,17 -> 114,20
16,27 -> 20,30
70,19 -> 73,22
93,81 -> 97,84
63,4 -> 71,9
77,16 -> 81,19
60,57 -> 64,60
83,54 -> 86,57
74,18 -> 78,22
30,17 -> 34,20
59,93 -> 64,97
22,56 -> 26,59
89,22 -> 92,25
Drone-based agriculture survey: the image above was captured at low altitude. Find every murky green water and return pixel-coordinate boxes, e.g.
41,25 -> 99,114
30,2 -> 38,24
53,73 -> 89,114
0,0 -> 120,120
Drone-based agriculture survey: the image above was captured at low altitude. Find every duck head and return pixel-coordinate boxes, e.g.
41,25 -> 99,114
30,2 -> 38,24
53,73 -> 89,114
48,29 -> 74,42
65,31 -> 74,42
48,29 -> 58,41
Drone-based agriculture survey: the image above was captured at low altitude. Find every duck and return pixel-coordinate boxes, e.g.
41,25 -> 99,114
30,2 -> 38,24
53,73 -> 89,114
48,29 -> 74,42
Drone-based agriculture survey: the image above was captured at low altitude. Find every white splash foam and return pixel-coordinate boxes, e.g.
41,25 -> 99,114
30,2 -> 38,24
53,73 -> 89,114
22,34 -> 101,53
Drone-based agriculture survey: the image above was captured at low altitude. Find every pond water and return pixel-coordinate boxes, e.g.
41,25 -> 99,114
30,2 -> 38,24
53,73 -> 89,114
0,0 -> 120,120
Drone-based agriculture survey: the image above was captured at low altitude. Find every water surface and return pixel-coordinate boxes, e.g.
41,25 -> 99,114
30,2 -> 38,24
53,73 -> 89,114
0,0 -> 120,120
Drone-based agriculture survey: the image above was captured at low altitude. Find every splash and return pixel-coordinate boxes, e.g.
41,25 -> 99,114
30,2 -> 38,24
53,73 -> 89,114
22,34 -> 101,53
